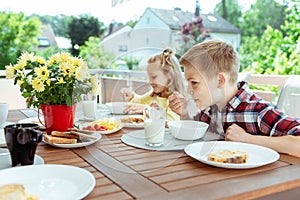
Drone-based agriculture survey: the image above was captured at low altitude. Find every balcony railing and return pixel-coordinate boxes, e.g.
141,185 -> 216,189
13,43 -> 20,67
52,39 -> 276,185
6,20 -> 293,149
0,69 -> 294,110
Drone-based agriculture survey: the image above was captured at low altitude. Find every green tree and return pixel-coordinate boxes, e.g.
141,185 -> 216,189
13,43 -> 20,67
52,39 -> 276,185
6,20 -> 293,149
213,0 -> 242,28
239,0 -> 287,37
240,3 -> 300,75
79,37 -> 115,69
0,11 -> 41,69
67,15 -> 103,56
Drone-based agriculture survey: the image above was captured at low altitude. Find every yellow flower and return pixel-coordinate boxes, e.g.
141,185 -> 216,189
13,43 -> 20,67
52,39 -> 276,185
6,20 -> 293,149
46,79 -> 51,86
19,52 -> 35,62
56,77 -> 64,84
34,66 -> 50,81
35,56 -> 46,65
57,52 -> 71,63
5,64 -> 15,79
60,62 -> 75,77
17,80 -> 24,86
76,63 -> 89,81
31,78 -> 45,92
14,60 -> 26,71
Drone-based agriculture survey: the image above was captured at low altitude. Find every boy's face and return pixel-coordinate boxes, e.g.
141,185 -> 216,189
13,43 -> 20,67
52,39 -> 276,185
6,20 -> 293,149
147,63 -> 168,94
184,65 -> 218,110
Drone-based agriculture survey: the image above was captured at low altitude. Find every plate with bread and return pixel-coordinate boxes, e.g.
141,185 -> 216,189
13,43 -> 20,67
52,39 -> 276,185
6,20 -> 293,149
115,115 -> 144,128
0,164 -> 95,200
184,141 -> 280,169
43,130 -> 101,148
77,117 -> 124,134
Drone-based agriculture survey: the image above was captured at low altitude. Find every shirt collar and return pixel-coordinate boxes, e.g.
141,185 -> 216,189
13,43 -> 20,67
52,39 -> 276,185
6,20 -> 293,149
226,81 -> 254,109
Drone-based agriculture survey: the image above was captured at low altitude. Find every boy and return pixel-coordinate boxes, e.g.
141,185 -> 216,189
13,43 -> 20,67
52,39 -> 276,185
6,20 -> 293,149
169,40 -> 300,157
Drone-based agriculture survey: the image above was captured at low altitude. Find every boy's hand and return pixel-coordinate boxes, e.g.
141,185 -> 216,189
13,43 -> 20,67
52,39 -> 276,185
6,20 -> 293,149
168,91 -> 189,119
225,124 -> 252,143
120,88 -> 134,102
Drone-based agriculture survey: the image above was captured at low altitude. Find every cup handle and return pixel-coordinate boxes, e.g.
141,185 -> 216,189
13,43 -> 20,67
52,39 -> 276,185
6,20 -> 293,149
38,108 -> 46,127
32,129 -> 43,142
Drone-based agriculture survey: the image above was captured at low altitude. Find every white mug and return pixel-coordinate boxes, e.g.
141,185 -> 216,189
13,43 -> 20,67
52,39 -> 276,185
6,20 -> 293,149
143,106 -> 166,147
0,103 -> 9,128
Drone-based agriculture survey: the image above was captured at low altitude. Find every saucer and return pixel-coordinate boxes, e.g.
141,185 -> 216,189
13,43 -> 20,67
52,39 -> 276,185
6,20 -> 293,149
0,149 -> 44,170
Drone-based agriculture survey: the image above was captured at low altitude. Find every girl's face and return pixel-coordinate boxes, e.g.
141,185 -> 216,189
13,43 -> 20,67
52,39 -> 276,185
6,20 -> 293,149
147,62 -> 169,95
184,66 -> 218,110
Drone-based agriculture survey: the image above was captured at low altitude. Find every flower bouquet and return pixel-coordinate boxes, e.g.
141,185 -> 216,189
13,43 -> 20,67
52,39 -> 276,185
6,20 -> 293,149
5,52 -> 100,133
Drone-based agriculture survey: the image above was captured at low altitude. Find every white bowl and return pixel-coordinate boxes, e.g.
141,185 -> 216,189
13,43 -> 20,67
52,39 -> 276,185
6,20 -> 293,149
168,120 -> 209,140
105,102 -> 128,114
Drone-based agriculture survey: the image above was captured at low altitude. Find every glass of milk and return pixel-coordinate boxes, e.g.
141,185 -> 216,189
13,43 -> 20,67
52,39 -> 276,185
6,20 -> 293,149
82,93 -> 97,120
143,106 -> 166,147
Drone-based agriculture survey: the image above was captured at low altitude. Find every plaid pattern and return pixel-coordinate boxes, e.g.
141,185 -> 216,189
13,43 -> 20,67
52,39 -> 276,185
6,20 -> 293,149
194,81 -> 300,136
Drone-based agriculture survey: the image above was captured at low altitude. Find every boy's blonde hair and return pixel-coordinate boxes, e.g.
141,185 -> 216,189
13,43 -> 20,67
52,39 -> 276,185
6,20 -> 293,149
179,40 -> 240,84
147,48 -> 186,97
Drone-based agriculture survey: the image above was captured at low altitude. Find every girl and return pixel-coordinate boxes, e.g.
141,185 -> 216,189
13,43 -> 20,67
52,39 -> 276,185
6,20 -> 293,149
120,48 -> 186,121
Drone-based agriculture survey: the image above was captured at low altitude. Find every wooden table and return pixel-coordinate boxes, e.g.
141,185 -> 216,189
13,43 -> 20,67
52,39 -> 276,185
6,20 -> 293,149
5,109 -> 300,200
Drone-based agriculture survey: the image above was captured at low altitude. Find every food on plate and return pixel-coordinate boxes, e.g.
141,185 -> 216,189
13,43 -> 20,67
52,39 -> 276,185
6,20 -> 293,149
82,118 -> 121,131
0,184 -> 39,200
208,150 -> 248,164
44,134 -> 77,144
120,117 -> 144,124
44,131 -> 97,144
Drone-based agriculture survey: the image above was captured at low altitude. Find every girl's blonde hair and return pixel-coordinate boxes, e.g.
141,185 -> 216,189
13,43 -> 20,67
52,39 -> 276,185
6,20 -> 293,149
147,48 -> 186,97
180,40 -> 240,84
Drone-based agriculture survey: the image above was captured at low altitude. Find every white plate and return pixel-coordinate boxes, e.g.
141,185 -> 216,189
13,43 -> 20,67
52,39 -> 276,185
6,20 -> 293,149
184,141 -> 280,169
78,119 -> 124,135
114,115 -> 144,128
18,117 -> 45,128
43,132 -> 102,148
0,164 -> 95,200
0,149 -> 44,170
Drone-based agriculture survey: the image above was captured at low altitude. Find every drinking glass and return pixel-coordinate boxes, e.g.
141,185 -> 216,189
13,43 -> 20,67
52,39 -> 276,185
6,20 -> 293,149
143,106 -> 166,147
82,93 -> 97,120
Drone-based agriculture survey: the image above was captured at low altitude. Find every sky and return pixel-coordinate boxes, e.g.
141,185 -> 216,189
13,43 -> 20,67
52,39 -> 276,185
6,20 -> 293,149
0,0 -> 255,25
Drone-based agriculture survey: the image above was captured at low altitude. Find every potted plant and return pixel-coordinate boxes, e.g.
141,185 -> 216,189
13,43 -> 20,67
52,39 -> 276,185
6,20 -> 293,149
5,51 -> 100,134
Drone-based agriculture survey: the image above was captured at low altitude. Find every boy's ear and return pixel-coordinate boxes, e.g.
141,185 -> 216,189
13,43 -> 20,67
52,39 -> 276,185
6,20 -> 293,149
217,72 -> 226,88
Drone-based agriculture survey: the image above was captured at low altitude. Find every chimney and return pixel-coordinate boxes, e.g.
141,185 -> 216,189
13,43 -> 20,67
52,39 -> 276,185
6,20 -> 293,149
195,0 -> 200,17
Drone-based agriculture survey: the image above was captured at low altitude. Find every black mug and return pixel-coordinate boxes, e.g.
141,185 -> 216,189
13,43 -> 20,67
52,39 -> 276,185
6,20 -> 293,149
4,123 -> 42,167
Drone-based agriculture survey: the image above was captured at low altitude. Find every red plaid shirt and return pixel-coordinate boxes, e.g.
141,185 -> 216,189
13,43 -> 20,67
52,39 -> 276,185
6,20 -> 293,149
194,81 -> 300,136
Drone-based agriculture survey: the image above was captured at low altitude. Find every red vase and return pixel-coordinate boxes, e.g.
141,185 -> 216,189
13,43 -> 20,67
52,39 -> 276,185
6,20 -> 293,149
40,104 -> 76,134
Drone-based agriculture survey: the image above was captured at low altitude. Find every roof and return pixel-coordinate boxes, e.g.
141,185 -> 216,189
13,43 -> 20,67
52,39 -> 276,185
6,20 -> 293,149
148,8 -> 241,34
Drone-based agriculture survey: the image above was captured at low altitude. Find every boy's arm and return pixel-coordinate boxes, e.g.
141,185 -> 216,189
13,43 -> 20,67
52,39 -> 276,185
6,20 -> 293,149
225,124 -> 300,158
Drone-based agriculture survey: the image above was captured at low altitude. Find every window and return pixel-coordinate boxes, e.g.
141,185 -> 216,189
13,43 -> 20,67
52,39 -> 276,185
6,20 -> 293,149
38,37 -> 50,47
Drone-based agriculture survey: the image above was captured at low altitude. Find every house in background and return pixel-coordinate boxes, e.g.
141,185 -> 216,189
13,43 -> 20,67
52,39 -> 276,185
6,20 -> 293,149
101,5 -> 241,69
38,24 -> 57,49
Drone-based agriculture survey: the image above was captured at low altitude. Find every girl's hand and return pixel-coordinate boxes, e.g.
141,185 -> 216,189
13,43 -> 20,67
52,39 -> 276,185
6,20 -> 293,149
120,88 -> 134,102
124,103 -> 147,114
225,124 -> 252,143
168,92 -> 189,118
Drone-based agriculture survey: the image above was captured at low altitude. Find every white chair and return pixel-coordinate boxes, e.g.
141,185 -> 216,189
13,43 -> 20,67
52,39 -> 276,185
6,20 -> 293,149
277,76 -> 300,118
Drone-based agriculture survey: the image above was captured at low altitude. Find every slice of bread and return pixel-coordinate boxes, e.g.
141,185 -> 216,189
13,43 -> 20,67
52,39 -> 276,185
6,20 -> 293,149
51,131 -> 79,139
0,184 -> 39,200
44,134 -> 77,144
208,150 -> 248,164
